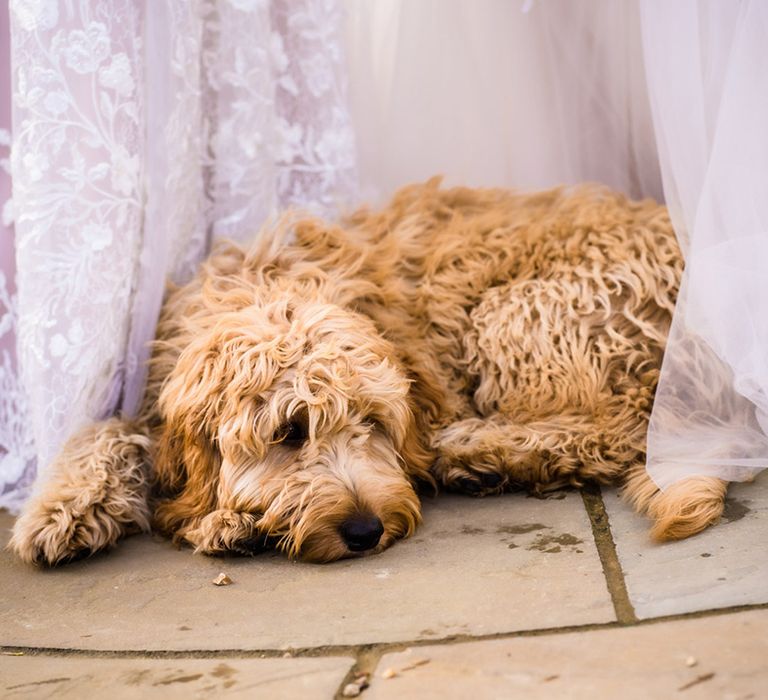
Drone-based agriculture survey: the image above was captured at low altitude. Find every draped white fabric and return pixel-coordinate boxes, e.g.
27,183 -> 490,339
344,0 -> 662,204
10,0 -> 146,501
0,0 -> 356,510
123,0 -> 357,413
1,0 -> 39,510
641,0 -> 768,487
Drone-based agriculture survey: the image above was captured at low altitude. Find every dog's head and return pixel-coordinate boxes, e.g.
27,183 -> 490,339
153,283 -> 431,562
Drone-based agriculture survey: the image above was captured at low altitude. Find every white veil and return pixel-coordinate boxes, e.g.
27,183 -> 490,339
344,0 -> 661,203
641,0 -> 768,487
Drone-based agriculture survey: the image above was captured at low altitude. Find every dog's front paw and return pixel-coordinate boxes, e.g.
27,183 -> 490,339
183,510 -> 265,556
8,419 -> 152,566
9,499 -> 126,566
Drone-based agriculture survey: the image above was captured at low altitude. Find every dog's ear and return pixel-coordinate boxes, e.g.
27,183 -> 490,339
153,429 -> 222,540
399,408 -> 437,491
394,346 -> 450,493
152,326 -> 232,538
152,313 -> 285,538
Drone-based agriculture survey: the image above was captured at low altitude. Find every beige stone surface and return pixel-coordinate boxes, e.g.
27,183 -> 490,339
605,471 -> 768,618
366,609 -> 768,700
0,654 -> 352,699
0,492 -> 614,651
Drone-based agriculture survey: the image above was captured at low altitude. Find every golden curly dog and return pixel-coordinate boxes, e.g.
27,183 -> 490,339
10,180 -> 728,565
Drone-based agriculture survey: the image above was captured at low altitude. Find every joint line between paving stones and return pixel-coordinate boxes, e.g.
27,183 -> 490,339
581,484 -> 638,624
5,601 -> 768,662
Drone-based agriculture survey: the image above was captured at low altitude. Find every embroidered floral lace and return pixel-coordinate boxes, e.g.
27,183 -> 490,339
0,0 -> 357,510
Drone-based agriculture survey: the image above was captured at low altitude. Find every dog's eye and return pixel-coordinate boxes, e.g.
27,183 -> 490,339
273,421 -> 307,447
364,415 -> 382,430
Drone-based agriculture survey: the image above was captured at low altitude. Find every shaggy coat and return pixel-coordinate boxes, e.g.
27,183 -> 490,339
11,180 -> 727,565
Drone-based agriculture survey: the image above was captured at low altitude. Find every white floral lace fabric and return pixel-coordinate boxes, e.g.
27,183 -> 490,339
1,0 -> 357,510
10,0 -> 145,488
0,124 -> 35,511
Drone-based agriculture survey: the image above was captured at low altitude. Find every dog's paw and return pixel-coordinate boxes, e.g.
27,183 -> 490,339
432,455 -> 508,496
183,510 -> 264,556
9,500 -> 126,566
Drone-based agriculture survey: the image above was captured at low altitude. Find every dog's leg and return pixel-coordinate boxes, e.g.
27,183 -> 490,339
433,412 -> 642,495
9,418 -> 151,565
622,463 -> 727,540
436,415 -> 727,540
433,415 -> 585,495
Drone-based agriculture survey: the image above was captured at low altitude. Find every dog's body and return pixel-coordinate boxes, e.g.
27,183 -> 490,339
11,181 -> 728,565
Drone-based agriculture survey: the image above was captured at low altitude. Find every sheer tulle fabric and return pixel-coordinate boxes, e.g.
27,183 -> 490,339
0,0 -> 356,510
344,0 -> 662,203
641,0 -> 768,487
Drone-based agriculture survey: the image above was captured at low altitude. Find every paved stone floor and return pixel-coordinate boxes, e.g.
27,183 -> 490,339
2,473 -> 767,699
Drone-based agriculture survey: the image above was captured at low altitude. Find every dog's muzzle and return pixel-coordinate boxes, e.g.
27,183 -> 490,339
339,514 -> 384,552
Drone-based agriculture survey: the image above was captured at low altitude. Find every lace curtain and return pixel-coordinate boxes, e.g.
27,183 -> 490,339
0,0 -> 35,511
0,0 -> 357,511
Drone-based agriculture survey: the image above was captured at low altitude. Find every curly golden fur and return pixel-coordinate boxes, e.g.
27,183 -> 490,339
10,180 -> 728,566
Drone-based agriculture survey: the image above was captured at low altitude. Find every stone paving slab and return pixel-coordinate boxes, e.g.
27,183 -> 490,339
365,608 -> 768,699
604,471 -> 768,618
0,491 -> 614,651
0,654 -> 352,699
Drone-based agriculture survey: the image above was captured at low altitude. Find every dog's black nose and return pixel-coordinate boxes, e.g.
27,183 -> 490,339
340,515 -> 384,552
